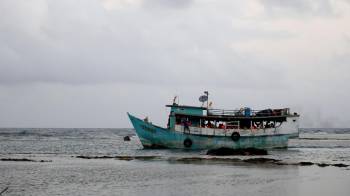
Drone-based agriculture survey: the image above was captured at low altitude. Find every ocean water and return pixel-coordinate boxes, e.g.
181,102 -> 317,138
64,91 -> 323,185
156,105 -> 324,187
1,128 -> 350,196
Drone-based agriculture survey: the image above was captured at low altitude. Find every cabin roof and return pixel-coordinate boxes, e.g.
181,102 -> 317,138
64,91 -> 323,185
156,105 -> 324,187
174,113 -> 297,121
165,104 -> 207,110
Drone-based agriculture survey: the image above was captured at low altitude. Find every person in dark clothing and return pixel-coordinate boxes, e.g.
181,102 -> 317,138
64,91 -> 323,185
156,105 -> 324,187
183,119 -> 190,132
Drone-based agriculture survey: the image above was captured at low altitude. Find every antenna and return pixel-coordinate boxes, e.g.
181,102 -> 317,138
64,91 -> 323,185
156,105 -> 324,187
172,95 -> 179,105
173,96 -> 177,105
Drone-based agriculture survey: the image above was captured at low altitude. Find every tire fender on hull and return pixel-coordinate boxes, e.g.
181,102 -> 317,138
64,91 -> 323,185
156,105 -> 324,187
231,132 -> 240,141
183,138 -> 193,148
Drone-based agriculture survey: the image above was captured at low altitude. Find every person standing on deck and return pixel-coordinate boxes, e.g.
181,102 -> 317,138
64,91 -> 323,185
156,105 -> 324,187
183,119 -> 190,132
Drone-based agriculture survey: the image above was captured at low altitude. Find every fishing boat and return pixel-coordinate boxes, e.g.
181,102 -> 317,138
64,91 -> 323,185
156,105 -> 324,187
128,92 -> 299,150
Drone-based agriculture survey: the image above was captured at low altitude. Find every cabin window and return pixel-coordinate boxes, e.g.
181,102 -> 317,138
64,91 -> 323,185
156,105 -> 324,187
175,115 -> 200,127
226,121 -> 239,129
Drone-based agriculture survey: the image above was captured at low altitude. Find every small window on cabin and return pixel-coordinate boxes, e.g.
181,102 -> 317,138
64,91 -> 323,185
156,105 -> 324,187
175,117 -> 182,125
190,118 -> 200,127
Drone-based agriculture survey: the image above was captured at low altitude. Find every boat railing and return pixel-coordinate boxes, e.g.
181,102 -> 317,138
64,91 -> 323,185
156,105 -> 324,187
175,124 -> 234,137
207,108 -> 290,117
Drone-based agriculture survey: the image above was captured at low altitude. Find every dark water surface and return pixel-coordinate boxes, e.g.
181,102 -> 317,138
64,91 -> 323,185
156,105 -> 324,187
1,128 -> 350,196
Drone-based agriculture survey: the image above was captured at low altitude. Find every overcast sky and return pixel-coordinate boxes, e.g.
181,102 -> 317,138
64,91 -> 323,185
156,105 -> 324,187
1,0 -> 350,128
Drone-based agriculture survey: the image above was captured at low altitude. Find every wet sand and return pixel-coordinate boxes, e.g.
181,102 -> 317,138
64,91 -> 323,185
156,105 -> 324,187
0,156 -> 350,196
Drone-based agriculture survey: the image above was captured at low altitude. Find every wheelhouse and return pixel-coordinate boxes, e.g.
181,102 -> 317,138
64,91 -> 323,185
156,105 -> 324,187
166,104 -> 298,131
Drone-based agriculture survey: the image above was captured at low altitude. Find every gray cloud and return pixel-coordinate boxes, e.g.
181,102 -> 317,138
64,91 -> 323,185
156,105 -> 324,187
142,0 -> 193,9
260,0 -> 334,17
0,0 -> 350,127
0,0 -> 290,88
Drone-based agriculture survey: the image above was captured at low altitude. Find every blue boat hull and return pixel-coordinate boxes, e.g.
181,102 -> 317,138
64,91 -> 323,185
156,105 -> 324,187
128,113 -> 291,150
